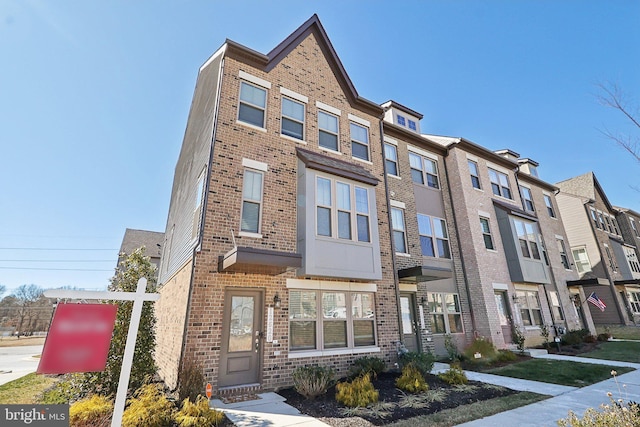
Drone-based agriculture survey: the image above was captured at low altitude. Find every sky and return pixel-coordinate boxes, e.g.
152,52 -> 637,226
1,1 -> 639,295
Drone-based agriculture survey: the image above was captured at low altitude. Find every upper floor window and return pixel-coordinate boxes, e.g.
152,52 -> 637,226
604,245 -> 617,272
572,247 -> 592,274
632,218 -> 640,237
409,152 -> 439,189
516,290 -> 542,326
557,238 -> 571,269
543,195 -> 556,218
514,219 -> 541,260
238,81 -> 267,128
384,143 -> 398,176
488,168 -> 512,199
624,247 -> 640,274
598,211 -> 607,231
529,165 -> 539,177
318,110 -> 339,151
241,169 -> 264,234
350,123 -> 369,161
549,291 -> 564,321
192,169 -> 206,239
428,292 -> 463,334
316,176 -> 371,243
397,115 -> 406,126
391,208 -> 407,254
417,214 -> 451,258
520,186 -> 535,212
480,217 -> 494,250
590,207 -> 600,229
408,119 -> 417,131
611,217 -> 621,235
468,160 -> 481,189
281,97 -> 305,140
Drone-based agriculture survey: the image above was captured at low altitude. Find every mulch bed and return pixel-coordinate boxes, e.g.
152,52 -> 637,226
278,371 -> 518,426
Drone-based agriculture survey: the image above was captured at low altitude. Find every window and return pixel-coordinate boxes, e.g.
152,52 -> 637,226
624,247 -> 640,274
408,119 -> 417,131
316,177 -> 371,242
516,290 -> 542,326
514,219 -> 541,260
417,214 -> 451,258
384,143 -> 398,176
612,217 -> 621,235
604,216 -> 614,233
598,212 -> 607,231
281,97 -> 305,140
241,169 -> 264,233
468,160 -> 481,189
529,166 -> 539,177
632,218 -> 640,238
572,247 -> 592,274
318,110 -> 339,151
350,123 -> 369,161
604,245 -> 617,272
192,169 -> 206,239
336,182 -> 351,239
590,207 -> 600,229
316,177 -> 332,236
488,168 -> 512,199
480,217 -> 495,250
549,291 -> 564,321
543,195 -> 556,218
557,238 -> 571,269
238,81 -> 266,128
521,186 -> 535,212
355,187 -> 371,242
409,152 -> 439,189
391,208 -> 407,253
289,289 -> 376,351
428,293 -> 463,334
627,291 -> 640,314
397,115 -> 406,126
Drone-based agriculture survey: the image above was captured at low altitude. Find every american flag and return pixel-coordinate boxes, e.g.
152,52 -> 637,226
587,292 -> 606,312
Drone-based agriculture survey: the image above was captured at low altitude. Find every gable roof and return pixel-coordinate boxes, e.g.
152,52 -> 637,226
225,14 -> 382,116
556,172 -> 615,211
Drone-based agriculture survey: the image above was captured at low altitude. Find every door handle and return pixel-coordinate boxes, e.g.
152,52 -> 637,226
255,337 -> 260,353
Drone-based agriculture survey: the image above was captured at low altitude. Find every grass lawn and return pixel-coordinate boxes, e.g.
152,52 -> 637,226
580,341 -> 640,363
0,336 -> 45,347
386,392 -> 549,427
0,373 -> 58,404
484,359 -> 634,387
597,325 -> 640,340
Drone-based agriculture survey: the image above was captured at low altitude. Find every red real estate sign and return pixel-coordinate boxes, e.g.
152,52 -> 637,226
37,303 -> 118,374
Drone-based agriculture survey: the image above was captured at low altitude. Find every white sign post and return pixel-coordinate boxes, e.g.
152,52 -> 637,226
44,278 -> 160,427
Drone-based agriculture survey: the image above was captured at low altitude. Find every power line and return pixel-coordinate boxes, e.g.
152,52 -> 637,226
0,248 -> 118,251
0,260 -> 113,262
0,267 -> 113,272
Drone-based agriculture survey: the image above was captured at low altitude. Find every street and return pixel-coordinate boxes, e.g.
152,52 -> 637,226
0,345 -> 44,386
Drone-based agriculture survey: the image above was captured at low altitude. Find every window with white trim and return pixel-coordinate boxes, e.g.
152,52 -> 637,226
468,160 -> 481,189
480,217 -> 495,250
315,176 -> 371,242
604,215 -> 614,234
572,247 -> 592,274
240,169 -> 264,233
384,143 -> 398,176
516,290 -> 542,326
612,217 -> 621,235
318,110 -> 339,151
520,186 -> 535,212
598,211 -> 607,231
488,168 -> 512,199
417,214 -> 451,258
549,291 -> 564,321
408,119 -> 417,131
544,195 -> 556,218
409,152 -> 439,189
632,218 -> 640,238
350,122 -> 369,161
391,208 -> 407,253
238,81 -> 267,128
428,292 -> 463,334
514,219 -> 542,260
590,207 -> 600,229
624,246 -> 640,274
557,238 -> 571,269
289,290 -> 376,351
397,115 -> 406,126
192,168 -> 206,239
281,97 -> 305,140
627,291 -> 640,314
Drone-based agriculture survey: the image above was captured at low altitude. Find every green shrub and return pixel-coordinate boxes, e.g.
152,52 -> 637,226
69,395 -> 113,427
512,325 -> 526,353
496,350 -> 518,362
583,334 -> 597,343
395,365 -> 429,393
399,351 -> 435,378
350,356 -> 386,379
40,374 -> 85,404
444,334 -> 460,361
292,365 -> 335,399
558,398 -> 640,426
178,359 -> 206,403
335,374 -> 379,407
174,396 -> 225,427
122,384 -> 174,427
463,338 -> 498,363
562,329 -> 590,346
438,364 -> 468,385
597,333 -> 612,342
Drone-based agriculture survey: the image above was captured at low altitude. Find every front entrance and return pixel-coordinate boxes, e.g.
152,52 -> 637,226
219,289 -> 263,388
400,293 -> 419,352
494,291 -> 513,344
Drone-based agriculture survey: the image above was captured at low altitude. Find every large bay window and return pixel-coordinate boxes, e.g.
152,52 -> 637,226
289,289 -> 376,351
627,291 -> 640,314
514,219 -> 542,260
316,176 -> 371,242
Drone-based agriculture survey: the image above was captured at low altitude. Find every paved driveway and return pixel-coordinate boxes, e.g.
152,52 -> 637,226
0,345 -> 43,386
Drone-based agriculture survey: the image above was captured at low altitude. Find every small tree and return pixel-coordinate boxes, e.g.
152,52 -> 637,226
13,284 -> 44,337
82,247 -> 158,397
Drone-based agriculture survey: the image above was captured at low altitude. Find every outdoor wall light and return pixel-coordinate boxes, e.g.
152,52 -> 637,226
273,293 -> 281,308
420,296 -> 427,306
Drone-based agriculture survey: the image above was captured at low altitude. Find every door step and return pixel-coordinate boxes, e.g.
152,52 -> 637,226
216,383 -> 262,403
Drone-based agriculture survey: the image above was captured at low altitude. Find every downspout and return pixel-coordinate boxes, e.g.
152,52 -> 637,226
378,119 -> 405,351
178,54 -> 226,380
442,144 -> 478,337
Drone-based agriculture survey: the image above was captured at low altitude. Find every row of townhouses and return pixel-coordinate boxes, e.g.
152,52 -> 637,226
151,15 -> 640,396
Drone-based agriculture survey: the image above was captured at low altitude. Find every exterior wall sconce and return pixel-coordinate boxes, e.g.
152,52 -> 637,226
273,293 -> 281,308
420,296 -> 427,306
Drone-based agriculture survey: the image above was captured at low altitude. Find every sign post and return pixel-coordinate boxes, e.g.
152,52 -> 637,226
44,278 -> 159,427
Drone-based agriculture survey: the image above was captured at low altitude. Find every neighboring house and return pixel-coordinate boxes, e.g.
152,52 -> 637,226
426,137 -> 586,347
613,206 -> 640,322
381,101 -> 474,356
556,172 -> 635,325
155,15 -> 397,396
117,228 -> 164,274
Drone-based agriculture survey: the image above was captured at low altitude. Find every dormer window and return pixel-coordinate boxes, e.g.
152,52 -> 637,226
408,120 -> 417,131
397,115 -> 406,126
529,166 -> 539,177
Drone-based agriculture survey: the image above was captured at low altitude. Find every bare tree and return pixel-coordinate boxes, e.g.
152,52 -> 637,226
598,82 -> 640,163
12,284 -> 44,337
